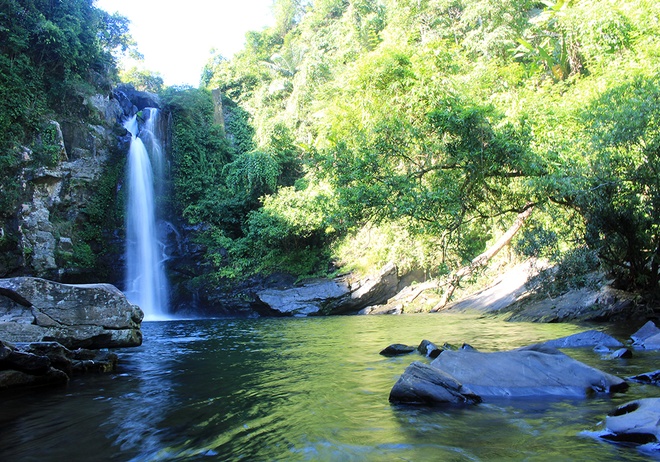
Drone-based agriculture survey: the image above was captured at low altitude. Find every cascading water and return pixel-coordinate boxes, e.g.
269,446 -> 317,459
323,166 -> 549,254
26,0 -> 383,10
123,109 -> 170,321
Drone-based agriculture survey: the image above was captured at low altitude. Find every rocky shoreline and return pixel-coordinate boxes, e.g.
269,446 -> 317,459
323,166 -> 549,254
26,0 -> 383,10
0,277 -> 143,391
385,321 -> 660,449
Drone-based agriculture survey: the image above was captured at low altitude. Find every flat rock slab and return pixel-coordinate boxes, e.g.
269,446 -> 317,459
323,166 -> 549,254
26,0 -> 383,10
430,346 -> 628,399
539,330 -> 623,349
0,277 -> 143,349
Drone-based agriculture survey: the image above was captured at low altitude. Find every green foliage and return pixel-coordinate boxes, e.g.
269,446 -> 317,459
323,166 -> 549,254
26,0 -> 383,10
185,0 -> 660,295
213,180 -> 337,278
119,67 -> 164,93
162,87 -> 232,223
223,100 -> 256,155
575,74 -> 660,290
0,0 -> 129,220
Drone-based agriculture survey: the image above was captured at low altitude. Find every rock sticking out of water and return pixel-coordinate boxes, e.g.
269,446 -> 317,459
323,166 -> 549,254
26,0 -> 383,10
380,344 -> 416,356
0,277 -> 143,349
0,340 -> 118,390
599,398 -> 660,445
389,361 -> 481,405
631,321 -> 660,349
390,344 -> 628,405
417,339 -> 442,358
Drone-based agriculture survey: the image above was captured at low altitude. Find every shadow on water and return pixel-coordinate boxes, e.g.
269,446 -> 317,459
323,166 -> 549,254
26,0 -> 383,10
2,313 -> 660,461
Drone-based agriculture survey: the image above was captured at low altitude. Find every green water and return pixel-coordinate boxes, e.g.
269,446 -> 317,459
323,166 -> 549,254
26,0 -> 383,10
2,313 -> 659,461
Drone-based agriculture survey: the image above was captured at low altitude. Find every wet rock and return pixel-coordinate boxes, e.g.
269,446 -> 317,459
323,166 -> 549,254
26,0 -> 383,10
0,368 -> 69,390
380,344 -> 416,357
538,330 -> 623,349
389,361 -> 481,405
627,370 -> 660,386
631,321 -> 660,349
1,348 -> 51,375
0,277 -> 143,349
428,345 -> 627,399
0,340 -> 119,390
418,339 -> 442,358
600,399 -> 660,444
113,85 -> 160,111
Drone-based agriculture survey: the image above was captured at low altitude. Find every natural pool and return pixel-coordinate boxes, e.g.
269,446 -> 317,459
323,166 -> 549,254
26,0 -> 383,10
2,313 -> 659,461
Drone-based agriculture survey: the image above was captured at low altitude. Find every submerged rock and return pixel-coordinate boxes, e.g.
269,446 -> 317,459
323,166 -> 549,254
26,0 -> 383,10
606,348 -> 633,359
600,399 -> 660,445
389,361 -> 481,405
0,277 -> 143,349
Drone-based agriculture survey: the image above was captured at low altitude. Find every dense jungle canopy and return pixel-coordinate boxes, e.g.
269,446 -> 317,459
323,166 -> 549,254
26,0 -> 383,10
2,0 -> 660,303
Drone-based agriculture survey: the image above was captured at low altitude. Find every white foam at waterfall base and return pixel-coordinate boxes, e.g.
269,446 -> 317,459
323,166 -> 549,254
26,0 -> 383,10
123,110 -> 170,321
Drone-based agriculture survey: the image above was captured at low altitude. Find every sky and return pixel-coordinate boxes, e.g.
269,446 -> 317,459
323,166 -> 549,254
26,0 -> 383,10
94,0 -> 275,87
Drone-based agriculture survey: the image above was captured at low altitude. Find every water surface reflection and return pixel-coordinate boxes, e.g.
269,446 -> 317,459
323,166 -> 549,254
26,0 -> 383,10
2,314 -> 659,461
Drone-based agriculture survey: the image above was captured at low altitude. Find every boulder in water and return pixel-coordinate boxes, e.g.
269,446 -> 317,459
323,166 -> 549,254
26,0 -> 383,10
539,330 -> 623,349
389,361 -> 481,405
600,398 -> 660,445
417,339 -> 442,358
0,340 -> 118,390
0,277 -> 143,349
631,321 -> 660,349
390,344 -> 628,405
429,345 -> 628,398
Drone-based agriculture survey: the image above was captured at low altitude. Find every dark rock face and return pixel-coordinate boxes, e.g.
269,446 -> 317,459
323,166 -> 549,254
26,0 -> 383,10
113,85 -> 160,112
600,399 -> 660,444
0,277 -> 143,349
0,340 -> 118,391
256,263 -> 402,316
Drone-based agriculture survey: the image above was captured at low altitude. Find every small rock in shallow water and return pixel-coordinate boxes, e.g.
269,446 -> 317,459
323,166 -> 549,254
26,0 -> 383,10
606,348 -> 632,359
417,339 -> 442,358
380,344 -> 416,356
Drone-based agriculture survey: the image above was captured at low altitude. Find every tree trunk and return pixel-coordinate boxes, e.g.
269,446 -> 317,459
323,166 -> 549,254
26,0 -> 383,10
431,204 -> 535,312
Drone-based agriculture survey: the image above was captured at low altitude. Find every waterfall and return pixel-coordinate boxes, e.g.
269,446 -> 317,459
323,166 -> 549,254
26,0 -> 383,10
123,109 -> 170,321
